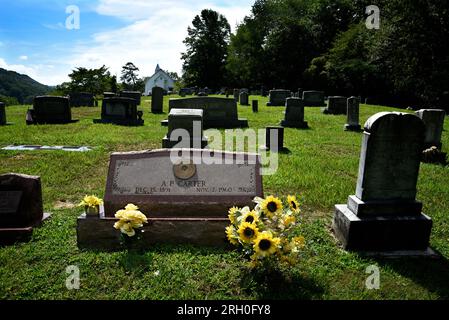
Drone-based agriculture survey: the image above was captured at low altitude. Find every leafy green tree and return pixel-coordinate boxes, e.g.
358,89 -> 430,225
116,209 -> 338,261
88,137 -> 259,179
181,9 -> 231,89
57,65 -> 113,95
227,0 -> 358,89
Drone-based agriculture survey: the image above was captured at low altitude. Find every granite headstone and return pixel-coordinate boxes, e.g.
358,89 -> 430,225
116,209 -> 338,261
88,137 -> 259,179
333,112 -> 432,251
93,97 -> 143,126
233,89 -> 240,103
240,91 -> 249,106
0,173 -> 50,244
263,126 -> 285,152
162,97 -> 248,129
415,109 -> 446,149
120,91 -> 142,105
323,96 -> 347,115
151,87 -> 164,114
280,98 -> 308,128
162,109 -> 208,149
252,100 -> 259,113
345,97 -> 361,131
69,92 -> 95,107
28,96 -> 76,125
302,91 -> 326,107
267,90 -> 291,107
77,149 -> 263,249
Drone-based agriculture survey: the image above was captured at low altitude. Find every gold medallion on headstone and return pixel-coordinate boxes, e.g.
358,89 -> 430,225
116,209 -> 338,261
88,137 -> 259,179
173,160 -> 197,180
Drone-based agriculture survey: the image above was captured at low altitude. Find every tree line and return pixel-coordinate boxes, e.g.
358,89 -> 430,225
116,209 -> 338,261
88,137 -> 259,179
54,63 -> 180,97
181,0 -> 449,108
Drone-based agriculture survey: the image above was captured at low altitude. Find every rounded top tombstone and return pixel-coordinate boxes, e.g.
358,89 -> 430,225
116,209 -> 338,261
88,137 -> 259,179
364,112 -> 425,137
356,112 -> 425,202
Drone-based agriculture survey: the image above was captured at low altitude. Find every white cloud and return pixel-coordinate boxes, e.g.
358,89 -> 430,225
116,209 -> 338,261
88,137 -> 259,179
68,0 -> 252,80
42,22 -> 65,30
2,0 -> 253,86
19,55 -> 28,61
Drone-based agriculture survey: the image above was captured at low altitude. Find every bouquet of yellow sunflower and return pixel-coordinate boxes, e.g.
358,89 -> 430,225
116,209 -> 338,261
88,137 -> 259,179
226,195 -> 305,269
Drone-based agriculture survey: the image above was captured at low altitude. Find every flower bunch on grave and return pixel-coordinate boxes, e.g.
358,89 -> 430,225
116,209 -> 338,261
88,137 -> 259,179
79,195 -> 103,216
79,195 -> 103,208
226,195 -> 305,269
114,204 -> 148,238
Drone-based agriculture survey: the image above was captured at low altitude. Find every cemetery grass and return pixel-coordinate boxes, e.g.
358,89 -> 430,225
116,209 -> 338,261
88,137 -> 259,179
1,96 -> 449,300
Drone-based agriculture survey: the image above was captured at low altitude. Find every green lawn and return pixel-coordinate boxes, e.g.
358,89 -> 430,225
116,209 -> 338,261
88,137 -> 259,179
1,96 -> 448,300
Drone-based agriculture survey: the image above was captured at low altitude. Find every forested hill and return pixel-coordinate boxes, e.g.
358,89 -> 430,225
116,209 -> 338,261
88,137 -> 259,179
0,68 -> 51,104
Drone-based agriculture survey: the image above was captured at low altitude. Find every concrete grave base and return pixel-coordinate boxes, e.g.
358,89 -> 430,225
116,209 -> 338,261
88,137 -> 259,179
77,212 -> 230,251
344,124 -> 362,132
280,120 -> 309,129
93,119 -> 144,126
27,120 -> 79,125
322,108 -> 346,115
333,204 -> 432,251
266,102 -> 285,107
162,137 -> 208,149
423,142 -> 443,150
356,247 -> 439,259
0,213 -> 51,246
161,119 -> 248,129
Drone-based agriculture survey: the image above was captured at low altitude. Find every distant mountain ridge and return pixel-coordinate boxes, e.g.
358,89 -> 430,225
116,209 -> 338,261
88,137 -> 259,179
0,68 -> 51,104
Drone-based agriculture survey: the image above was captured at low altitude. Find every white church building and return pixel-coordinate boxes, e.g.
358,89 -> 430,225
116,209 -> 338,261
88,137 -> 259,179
144,64 -> 175,95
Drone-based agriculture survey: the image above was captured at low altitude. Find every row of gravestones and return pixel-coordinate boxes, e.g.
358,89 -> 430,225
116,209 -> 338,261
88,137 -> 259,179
3,93 -> 447,154
0,111 -> 442,251
69,91 -> 142,108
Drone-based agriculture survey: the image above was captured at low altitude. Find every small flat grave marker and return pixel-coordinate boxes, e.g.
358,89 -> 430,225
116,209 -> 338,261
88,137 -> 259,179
2,145 -> 92,152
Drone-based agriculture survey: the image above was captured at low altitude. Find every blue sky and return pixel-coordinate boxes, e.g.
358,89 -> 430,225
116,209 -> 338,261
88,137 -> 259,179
0,0 -> 253,85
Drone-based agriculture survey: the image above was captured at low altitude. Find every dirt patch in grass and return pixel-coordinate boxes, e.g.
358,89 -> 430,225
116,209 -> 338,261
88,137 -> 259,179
53,200 -> 77,210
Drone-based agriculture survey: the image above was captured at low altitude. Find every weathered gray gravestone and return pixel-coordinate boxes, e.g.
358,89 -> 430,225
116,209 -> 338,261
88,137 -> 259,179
151,87 -> 164,114
179,88 -> 188,97
252,100 -> 259,113
280,98 -> 308,129
162,109 -> 208,149
28,96 -> 77,124
162,97 -> 248,129
267,90 -> 291,106
415,109 -> 446,149
0,102 -> 6,125
233,89 -> 240,103
323,96 -> 347,115
345,97 -> 361,131
240,91 -> 249,106
120,91 -> 142,105
93,97 -> 143,126
69,92 -> 95,107
302,91 -> 325,107
333,112 -> 432,251
263,126 -> 285,152
77,149 -> 263,249
0,173 -> 51,244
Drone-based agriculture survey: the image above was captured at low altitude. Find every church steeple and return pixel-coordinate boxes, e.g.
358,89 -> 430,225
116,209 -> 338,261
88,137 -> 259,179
155,64 -> 161,73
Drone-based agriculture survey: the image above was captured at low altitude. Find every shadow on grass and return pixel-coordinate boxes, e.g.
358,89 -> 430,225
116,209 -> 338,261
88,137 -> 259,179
240,267 -> 324,299
372,250 -> 449,299
119,250 -> 154,275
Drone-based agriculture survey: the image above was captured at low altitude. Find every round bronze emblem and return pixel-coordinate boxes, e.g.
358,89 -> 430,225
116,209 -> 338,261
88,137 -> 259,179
173,160 -> 197,180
